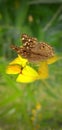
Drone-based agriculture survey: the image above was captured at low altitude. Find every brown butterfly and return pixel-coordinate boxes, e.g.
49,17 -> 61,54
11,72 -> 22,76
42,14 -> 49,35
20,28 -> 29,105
10,34 -> 54,63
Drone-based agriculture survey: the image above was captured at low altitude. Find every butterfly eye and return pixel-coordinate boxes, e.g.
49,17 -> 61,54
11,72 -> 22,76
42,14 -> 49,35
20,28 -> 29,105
41,45 -> 45,49
42,45 -> 45,48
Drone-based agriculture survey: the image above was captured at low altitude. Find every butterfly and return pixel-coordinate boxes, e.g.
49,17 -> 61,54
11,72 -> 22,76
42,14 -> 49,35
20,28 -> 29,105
10,34 -> 54,63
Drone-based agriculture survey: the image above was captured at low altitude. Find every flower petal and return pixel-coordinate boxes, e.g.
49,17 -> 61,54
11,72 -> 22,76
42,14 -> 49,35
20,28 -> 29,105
6,65 -> 21,74
38,61 -> 49,79
22,65 -> 39,77
18,55 -> 28,67
16,74 -> 38,83
47,55 -> 59,65
16,65 -> 39,83
9,55 -> 28,67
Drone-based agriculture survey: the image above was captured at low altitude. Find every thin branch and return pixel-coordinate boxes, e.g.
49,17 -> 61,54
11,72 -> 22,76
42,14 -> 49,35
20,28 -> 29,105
42,80 -> 59,99
28,0 -> 62,5
0,25 -> 20,30
43,5 -> 62,32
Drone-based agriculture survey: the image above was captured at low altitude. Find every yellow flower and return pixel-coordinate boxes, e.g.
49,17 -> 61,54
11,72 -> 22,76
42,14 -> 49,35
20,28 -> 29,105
9,55 -> 28,67
32,109 -> 36,116
6,55 -> 59,83
47,55 -> 59,64
38,55 -> 59,79
6,65 -> 21,74
28,15 -> 33,22
38,61 -> 49,79
16,65 -> 39,83
36,103 -> 41,110
15,0 -> 20,9
31,116 -> 35,122
6,55 -> 39,83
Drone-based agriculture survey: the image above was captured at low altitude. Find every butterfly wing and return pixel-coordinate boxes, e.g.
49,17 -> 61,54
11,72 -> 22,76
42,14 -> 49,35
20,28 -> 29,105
11,34 -> 55,63
21,34 -> 38,48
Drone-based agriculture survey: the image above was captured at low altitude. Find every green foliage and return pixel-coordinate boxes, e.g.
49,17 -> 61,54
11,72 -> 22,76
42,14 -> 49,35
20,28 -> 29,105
0,0 -> 62,129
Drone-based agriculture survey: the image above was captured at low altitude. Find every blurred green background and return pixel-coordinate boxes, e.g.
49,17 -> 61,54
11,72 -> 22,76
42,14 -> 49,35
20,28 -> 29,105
0,0 -> 62,130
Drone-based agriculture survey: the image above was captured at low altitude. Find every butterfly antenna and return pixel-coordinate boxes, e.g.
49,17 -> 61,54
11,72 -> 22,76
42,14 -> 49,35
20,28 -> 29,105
10,44 -> 16,51
10,44 -> 21,53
